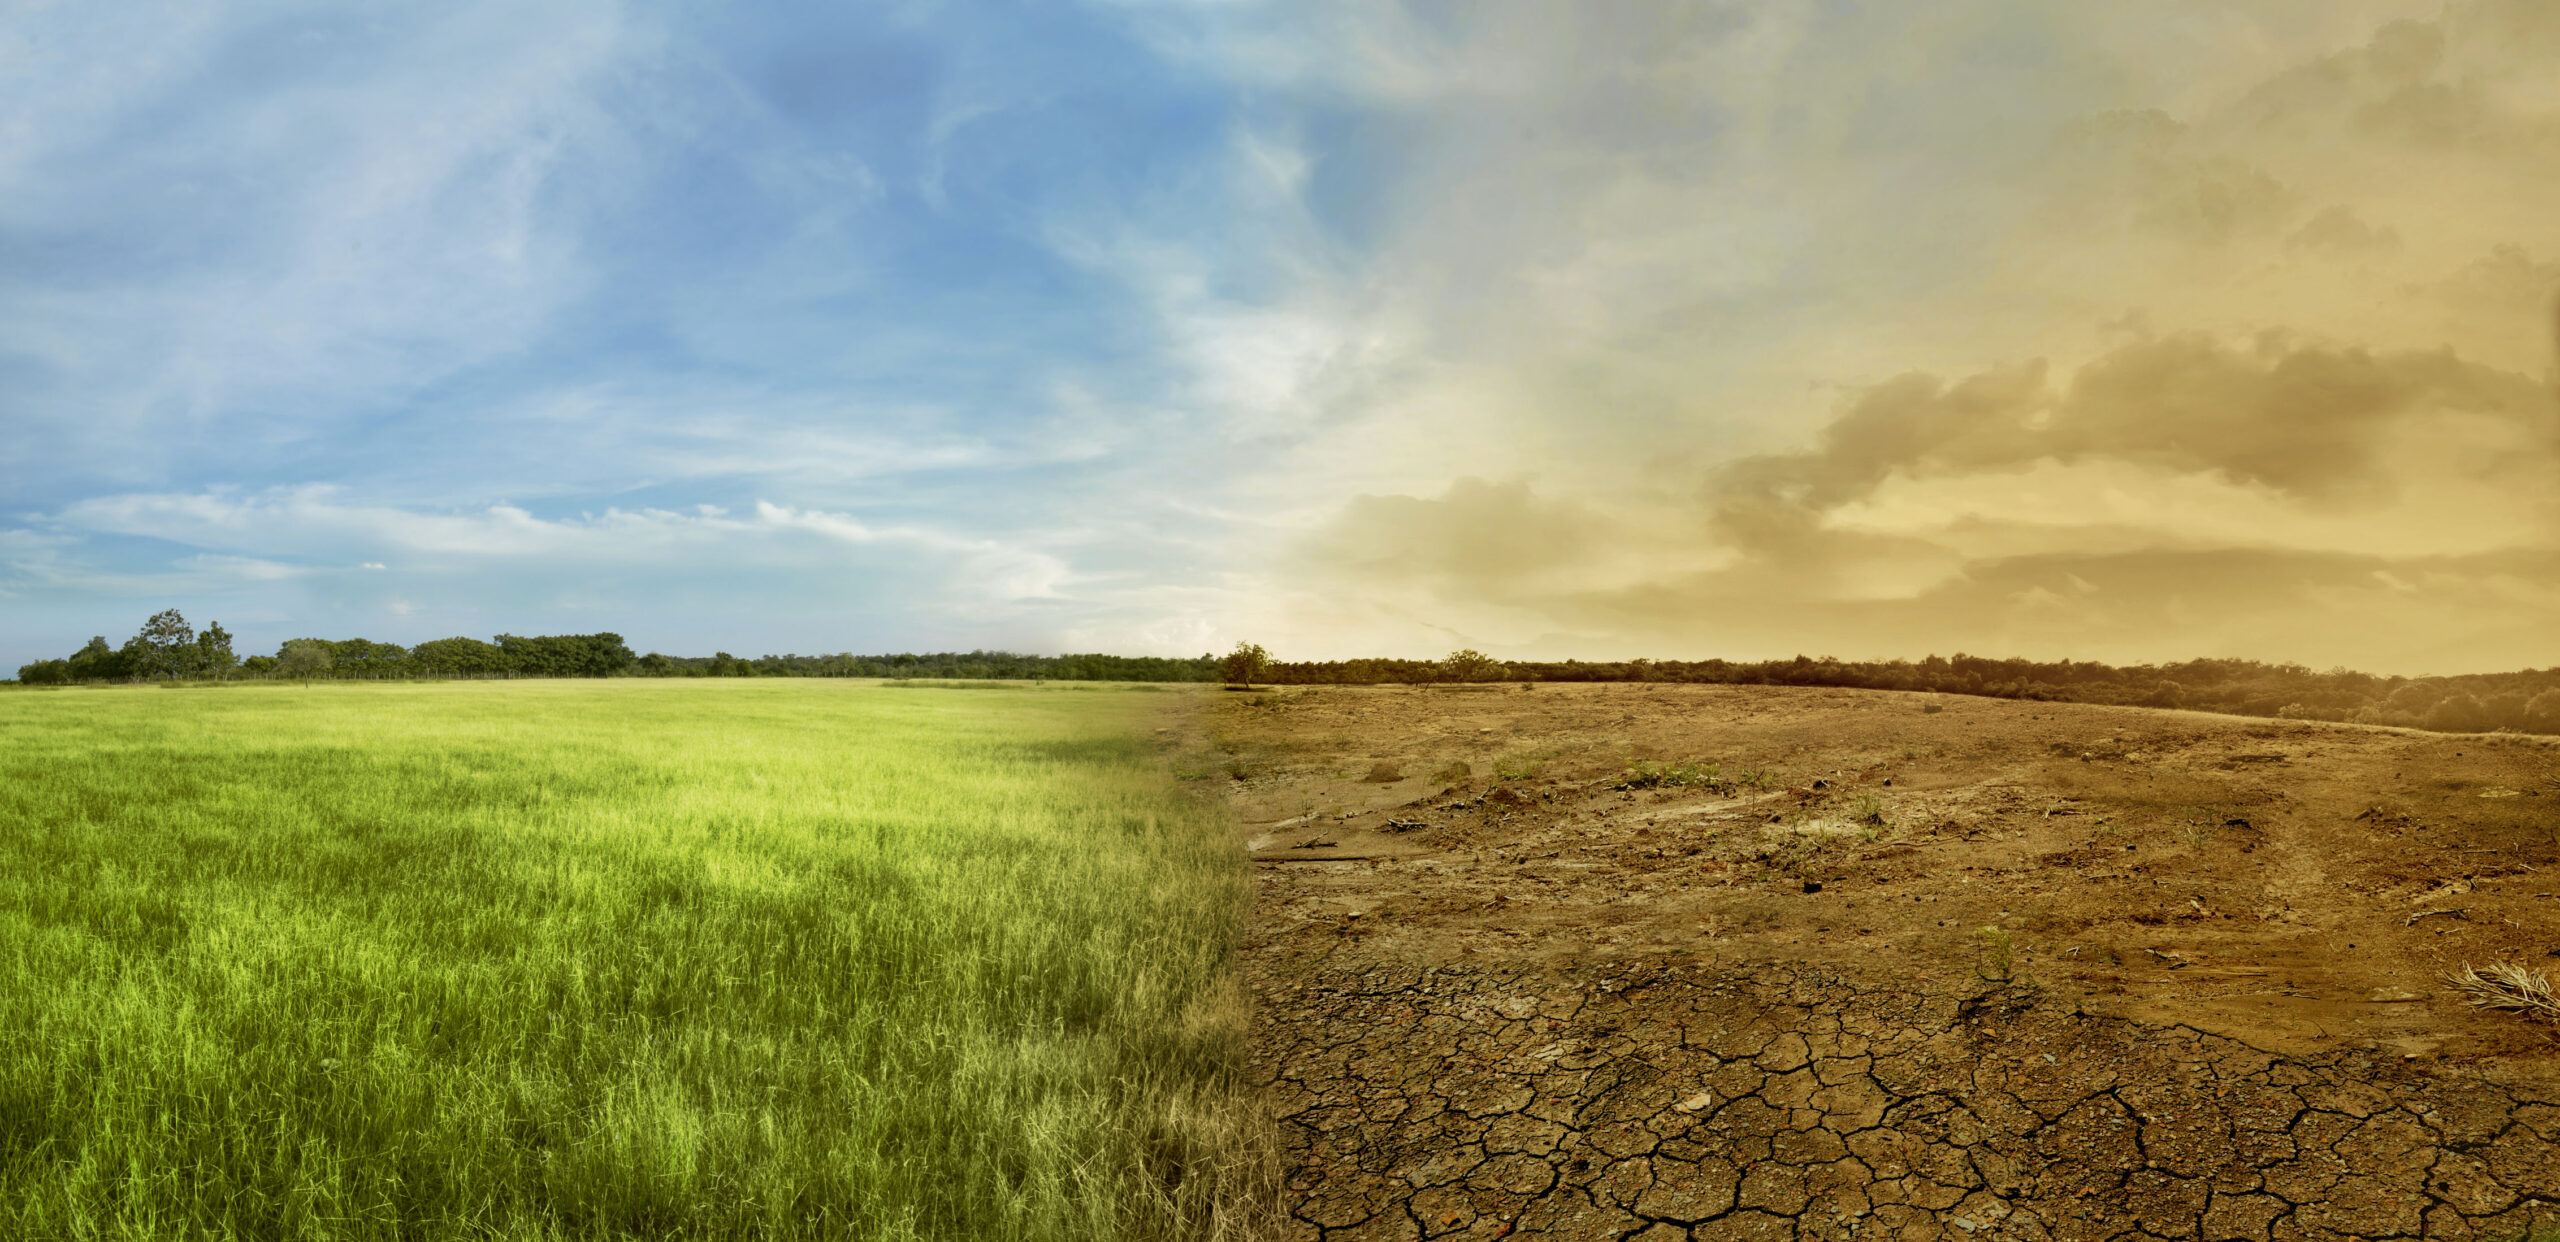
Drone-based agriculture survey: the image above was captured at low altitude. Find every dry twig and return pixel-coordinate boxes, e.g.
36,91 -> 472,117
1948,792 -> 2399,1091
2446,961 -> 2560,1022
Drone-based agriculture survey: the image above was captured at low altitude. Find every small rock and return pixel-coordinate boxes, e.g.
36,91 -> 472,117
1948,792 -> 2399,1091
1803,880 -> 1824,894
1673,1091 -> 1714,1112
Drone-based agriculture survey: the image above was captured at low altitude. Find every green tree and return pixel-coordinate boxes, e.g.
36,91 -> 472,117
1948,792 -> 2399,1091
195,622 -> 238,679
15,659 -> 70,685
127,609 -> 194,679
277,639 -> 334,685
413,637 -> 508,677
495,633 -> 634,678
1440,648 -> 1500,683
1219,641 -> 1271,688
65,637 -> 129,682
315,638 -> 412,678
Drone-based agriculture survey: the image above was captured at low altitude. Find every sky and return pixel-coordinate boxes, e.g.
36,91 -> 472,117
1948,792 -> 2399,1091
4,1 -> 2557,675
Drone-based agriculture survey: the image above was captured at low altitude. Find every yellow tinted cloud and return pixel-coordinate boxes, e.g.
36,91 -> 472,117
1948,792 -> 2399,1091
1245,0 -> 2560,674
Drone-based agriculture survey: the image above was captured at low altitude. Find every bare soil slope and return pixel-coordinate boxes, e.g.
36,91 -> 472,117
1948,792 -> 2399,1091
1188,682 -> 2560,1240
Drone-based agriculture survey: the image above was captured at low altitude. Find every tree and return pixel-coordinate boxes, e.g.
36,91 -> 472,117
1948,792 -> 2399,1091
413,637 -> 507,677
195,622 -> 238,679
65,637 -> 130,682
496,633 -> 635,678
127,609 -> 194,680
1220,641 -> 1271,688
314,638 -> 412,678
277,639 -> 334,685
1441,648 -> 1500,683
16,659 -> 70,685
2528,689 -> 2560,735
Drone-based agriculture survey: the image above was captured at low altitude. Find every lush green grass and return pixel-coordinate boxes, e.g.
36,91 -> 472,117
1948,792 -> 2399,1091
0,680 -> 1264,1240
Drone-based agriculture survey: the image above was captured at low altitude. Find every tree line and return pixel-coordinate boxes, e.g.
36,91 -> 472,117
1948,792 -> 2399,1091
12,610 -> 1221,685
1232,646 -> 2560,735
16,612 -> 2558,737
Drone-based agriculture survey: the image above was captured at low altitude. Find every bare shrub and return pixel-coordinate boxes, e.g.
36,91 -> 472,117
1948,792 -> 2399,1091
2448,961 -> 2560,1023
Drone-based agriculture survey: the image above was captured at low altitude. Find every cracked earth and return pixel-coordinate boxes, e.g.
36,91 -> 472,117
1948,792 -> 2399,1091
1194,682 -> 2560,1240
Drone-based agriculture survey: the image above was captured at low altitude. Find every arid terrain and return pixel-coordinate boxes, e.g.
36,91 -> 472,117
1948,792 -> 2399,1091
1180,682 -> 2560,1240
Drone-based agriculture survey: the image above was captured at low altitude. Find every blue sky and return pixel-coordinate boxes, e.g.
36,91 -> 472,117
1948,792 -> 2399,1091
4,0 -> 1295,665
7,1 -> 2559,674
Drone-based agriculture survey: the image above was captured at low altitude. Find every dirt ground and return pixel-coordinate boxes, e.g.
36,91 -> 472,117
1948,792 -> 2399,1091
1181,682 -> 2560,1241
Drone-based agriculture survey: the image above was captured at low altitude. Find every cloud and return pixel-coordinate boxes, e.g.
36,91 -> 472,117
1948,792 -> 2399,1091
1298,327 -> 2560,672
0,1 -> 646,479
12,2 -> 2560,676
1717,334 -> 2552,521
37,488 -> 1070,602
1218,0 -> 2560,674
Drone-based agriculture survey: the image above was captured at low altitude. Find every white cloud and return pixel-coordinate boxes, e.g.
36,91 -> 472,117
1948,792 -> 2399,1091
37,488 -> 1074,605
0,0 -> 648,468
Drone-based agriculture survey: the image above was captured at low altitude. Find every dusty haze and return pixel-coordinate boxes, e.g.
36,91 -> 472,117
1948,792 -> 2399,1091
1231,0 -> 2560,675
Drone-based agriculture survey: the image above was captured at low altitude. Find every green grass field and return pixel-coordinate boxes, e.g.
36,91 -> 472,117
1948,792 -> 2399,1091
0,680 -> 1264,1240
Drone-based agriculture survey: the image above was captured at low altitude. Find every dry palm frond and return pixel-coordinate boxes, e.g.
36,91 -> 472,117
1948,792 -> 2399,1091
2446,961 -> 2560,1022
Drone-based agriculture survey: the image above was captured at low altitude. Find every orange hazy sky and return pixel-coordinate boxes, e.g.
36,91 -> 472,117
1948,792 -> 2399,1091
1217,1 -> 2560,675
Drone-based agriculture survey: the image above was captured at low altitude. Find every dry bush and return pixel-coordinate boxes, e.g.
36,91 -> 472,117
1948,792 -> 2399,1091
2447,961 -> 2560,1023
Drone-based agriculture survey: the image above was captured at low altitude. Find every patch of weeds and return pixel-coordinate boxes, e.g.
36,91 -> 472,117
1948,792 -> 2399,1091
1765,825 -> 1838,876
1623,760 -> 1722,790
1976,926 -> 2017,982
2448,961 -> 2560,1024
1493,753 -> 1546,781
1169,754 -> 1219,782
1432,759 -> 1472,783
1850,792 -> 1887,836
1923,702 -> 1945,714
1223,757 -> 1257,782
1363,761 -> 1403,783
1733,768 -> 1775,790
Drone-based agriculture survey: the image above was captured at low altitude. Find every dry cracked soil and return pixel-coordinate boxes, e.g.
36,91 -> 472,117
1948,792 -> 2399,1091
1176,682 -> 2560,1241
